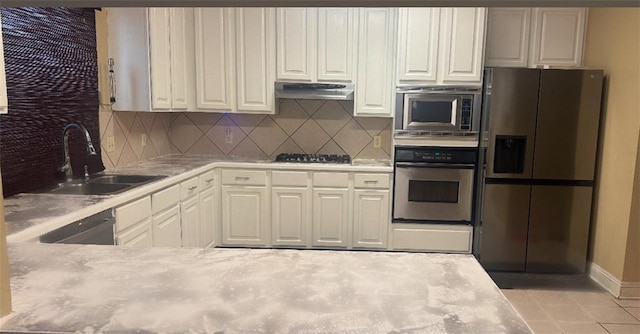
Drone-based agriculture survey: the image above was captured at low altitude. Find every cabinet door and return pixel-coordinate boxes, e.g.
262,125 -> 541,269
276,8 -> 316,81
148,8 -> 173,110
235,8 -> 276,113
439,8 -> 486,85
0,11 -> 7,114
353,190 -> 389,249
152,205 -> 182,247
529,8 -> 586,67
169,8 -> 190,110
199,187 -> 215,247
312,188 -> 349,247
272,187 -> 309,247
195,8 -> 236,110
116,219 -> 153,247
485,8 -> 531,67
396,8 -> 440,84
355,8 -> 396,116
317,8 -> 356,82
181,195 -> 200,248
222,186 -> 268,246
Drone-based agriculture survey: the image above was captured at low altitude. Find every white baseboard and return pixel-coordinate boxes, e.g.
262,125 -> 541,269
588,262 -> 640,299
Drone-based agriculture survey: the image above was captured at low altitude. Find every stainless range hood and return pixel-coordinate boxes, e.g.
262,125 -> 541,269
275,82 -> 354,100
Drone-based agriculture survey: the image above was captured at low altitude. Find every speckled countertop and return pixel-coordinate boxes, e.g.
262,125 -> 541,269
4,154 -> 392,243
0,243 -> 532,334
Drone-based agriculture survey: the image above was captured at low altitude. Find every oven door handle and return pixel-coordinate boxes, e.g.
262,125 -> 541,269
395,162 -> 476,169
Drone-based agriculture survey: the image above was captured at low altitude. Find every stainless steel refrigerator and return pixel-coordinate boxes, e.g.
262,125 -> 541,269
477,68 -> 603,273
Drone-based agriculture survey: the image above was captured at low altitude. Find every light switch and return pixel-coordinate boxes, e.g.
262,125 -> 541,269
373,136 -> 382,148
105,136 -> 116,153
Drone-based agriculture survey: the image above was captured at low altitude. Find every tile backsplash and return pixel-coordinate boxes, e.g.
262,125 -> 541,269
101,100 -> 392,168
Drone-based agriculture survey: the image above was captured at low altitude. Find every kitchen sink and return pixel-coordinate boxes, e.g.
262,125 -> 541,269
89,174 -> 164,184
45,182 -> 132,196
31,174 -> 167,196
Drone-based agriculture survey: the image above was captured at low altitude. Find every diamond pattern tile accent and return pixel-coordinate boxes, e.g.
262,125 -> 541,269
99,111 -> 112,140
127,116 -> 147,159
186,112 -> 221,134
206,114 -> 246,154
171,114 -> 204,153
229,113 -> 267,135
137,112 -> 156,132
118,141 -> 139,167
270,138 -> 304,159
297,99 -> 326,115
291,119 -> 330,154
248,117 -> 288,156
230,137 -> 267,159
338,100 -> 355,114
356,145 -> 389,160
379,125 -> 392,155
355,116 -> 392,137
274,100 -> 309,135
312,101 -> 351,137
105,116 -> 127,167
317,140 -> 346,155
114,111 -> 136,139
186,136 -> 224,156
333,119 -> 372,157
149,117 -> 169,155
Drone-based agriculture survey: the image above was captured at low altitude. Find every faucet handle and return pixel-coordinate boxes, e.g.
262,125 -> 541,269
84,165 -> 90,181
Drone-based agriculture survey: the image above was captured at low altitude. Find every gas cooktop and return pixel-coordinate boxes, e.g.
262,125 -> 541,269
274,153 -> 351,164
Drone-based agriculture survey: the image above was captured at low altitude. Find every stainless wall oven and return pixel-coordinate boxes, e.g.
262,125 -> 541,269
395,87 -> 482,136
393,146 -> 477,223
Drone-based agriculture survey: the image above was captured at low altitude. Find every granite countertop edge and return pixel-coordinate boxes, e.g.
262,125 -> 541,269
5,154 -> 393,243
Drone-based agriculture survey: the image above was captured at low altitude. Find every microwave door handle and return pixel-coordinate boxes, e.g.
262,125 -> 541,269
395,162 -> 476,169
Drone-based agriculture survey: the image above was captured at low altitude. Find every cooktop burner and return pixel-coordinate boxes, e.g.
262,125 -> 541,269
274,153 -> 351,164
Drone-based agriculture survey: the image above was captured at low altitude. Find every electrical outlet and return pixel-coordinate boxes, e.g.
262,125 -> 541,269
141,133 -> 147,147
373,136 -> 382,148
225,128 -> 233,144
106,136 -> 116,153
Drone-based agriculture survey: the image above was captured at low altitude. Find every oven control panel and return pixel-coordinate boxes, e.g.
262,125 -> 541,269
395,147 -> 477,164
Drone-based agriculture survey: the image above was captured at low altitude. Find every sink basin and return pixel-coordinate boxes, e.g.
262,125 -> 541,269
45,182 -> 131,195
89,174 -> 164,184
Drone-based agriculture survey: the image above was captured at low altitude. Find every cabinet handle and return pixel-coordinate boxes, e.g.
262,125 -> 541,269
364,180 -> 379,184
189,186 -> 198,191
205,178 -> 214,184
235,176 -> 250,181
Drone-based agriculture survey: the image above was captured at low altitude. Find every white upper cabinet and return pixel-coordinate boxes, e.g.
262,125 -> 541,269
355,8 -> 397,117
235,8 -> 276,113
486,8 -> 587,68
276,8 -> 316,81
439,8 -> 487,84
396,8 -> 440,84
317,8 -> 357,82
0,11 -> 8,114
485,8 -> 532,67
396,8 -> 486,86
194,8 -> 236,111
276,8 -> 356,83
529,8 -> 586,68
108,8 -> 193,112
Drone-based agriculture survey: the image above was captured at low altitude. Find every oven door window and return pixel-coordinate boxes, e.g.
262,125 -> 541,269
408,180 -> 459,203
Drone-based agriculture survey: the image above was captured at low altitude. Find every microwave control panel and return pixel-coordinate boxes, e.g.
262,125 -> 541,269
460,98 -> 473,130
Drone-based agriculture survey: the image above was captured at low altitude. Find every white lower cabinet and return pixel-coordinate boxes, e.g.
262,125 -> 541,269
272,187 -> 309,247
352,190 -> 389,249
114,196 -> 153,247
312,188 -> 350,248
199,187 -> 216,247
222,186 -> 268,246
181,195 -> 200,247
152,205 -> 182,247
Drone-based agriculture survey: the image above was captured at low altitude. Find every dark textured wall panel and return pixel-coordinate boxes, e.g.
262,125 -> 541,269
0,8 -> 104,197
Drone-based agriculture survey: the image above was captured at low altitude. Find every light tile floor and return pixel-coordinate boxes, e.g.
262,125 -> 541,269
490,272 -> 640,334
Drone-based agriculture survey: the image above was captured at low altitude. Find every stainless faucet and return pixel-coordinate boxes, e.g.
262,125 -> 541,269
59,122 -> 97,182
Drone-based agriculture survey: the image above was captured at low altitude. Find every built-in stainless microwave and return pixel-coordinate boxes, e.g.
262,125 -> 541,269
395,87 -> 482,135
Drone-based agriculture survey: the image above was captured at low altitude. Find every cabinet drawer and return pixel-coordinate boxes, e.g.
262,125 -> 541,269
152,184 -> 180,214
115,196 -> 151,233
199,170 -> 215,190
313,172 -> 349,188
354,173 -> 390,189
221,169 -> 267,186
272,171 -> 308,187
392,224 -> 472,253
181,177 -> 200,200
